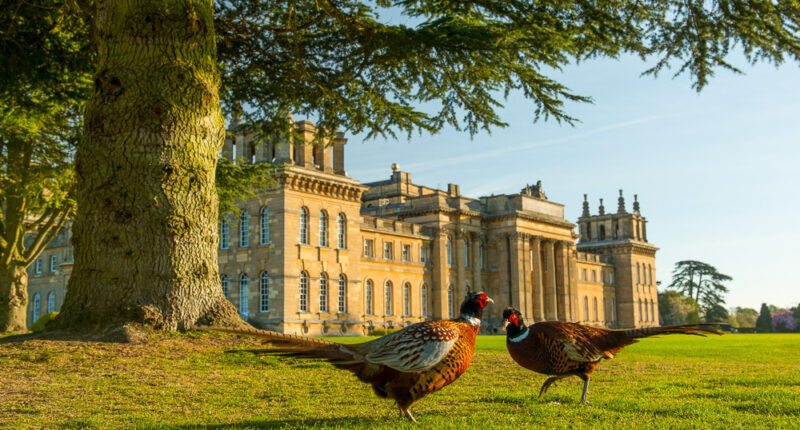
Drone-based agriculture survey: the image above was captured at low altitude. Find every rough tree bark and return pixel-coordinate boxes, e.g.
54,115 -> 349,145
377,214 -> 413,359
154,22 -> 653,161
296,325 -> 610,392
0,265 -> 29,332
53,0 -> 244,332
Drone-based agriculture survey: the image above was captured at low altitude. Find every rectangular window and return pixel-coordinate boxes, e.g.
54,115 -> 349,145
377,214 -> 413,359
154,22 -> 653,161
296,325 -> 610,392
582,269 -> 587,281
420,246 -> 427,263
364,239 -> 374,258
35,258 -> 42,274
384,242 -> 392,260
402,244 -> 410,262
591,270 -> 597,282
50,256 -> 57,272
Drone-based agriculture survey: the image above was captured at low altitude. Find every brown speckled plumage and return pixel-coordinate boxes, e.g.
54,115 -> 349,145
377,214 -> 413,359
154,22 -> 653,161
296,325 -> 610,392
211,292 -> 492,422
501,308 -> 721,403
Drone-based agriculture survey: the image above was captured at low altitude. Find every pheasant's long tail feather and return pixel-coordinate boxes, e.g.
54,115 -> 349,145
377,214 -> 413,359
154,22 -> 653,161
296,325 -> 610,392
621,323 -> 724,339
207,326 -> 364,369
204,326 -> 338,349
590,323 -> 723,356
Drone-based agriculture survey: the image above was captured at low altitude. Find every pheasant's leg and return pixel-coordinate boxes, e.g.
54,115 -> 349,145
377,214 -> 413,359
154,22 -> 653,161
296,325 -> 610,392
401,408 -> 417,423
539,375 -> 569,397
579,375 -> 590,404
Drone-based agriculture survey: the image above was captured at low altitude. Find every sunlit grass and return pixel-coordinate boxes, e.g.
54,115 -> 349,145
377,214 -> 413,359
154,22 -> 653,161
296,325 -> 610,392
1,333 -> 798,429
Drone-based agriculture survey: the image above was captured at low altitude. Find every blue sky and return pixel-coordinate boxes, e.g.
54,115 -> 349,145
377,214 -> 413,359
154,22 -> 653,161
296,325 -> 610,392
343,54 -> 800,311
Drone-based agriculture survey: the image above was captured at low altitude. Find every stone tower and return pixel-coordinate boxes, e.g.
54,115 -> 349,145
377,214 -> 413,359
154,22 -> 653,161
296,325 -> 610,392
577,191 -> 659,328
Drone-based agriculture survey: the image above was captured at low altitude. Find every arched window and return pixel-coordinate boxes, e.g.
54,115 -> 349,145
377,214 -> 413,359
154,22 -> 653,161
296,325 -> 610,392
586,223 -> 592,240
638,300 -> 643,321
319,273 -> 328,312
221,275 -> 229,299
32,293 -> 40,322
338,275 -> 347,313
650,300 -> 656,322
319,210 -> 328,247
337,214 -> 346,249
446,236 -> 452,266
260,272 -> 269,312
603,298 -> 608,322
479,243 -> 485,269
648,264 -> 653,285
365,280 -> 373,315
644,298 -> 649,322
448,286 -> 454,318
403,283 -> 411,316
599,224 -> 606,240
260,207 -> 269,245
299,207 -> 309,244
384,281 -> 393,315
463,240 -> 470,267
47,292 -> 55,313
239,274 -> 249,319
220,220 -> 230,249
584,296 -> 589,322
421,284 -> 428,317
299,271 -> 308,311
239,210 -> 249,247
593,297 -> 598,322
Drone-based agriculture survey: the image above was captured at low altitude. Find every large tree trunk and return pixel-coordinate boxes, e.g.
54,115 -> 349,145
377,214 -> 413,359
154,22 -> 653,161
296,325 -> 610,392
0,264 -> 29,332
53,0 -> 243,332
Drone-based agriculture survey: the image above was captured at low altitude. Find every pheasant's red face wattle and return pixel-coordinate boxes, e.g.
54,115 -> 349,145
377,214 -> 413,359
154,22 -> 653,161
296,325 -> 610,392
509,313 -> 518,325
478,293 -> 488,307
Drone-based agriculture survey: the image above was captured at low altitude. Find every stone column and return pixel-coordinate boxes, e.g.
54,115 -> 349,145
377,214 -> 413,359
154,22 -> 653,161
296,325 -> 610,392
455,229 -> 466,298
519,233 -> 532,320
567,242 -> 579,321
471,232 -> 482,293
431,227 -> 449,319
274,136 -> 292,164
555,241 -> 573,321
508,233 -> 524,315
333,133 -> 346,174
498,232 -> 511,312
544,239 -> 557,320
531,236 -> 544,322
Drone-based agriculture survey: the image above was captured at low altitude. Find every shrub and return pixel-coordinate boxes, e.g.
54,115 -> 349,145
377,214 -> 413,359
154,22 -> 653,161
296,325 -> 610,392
31,312 -> 58,333
369,328 -> 400,337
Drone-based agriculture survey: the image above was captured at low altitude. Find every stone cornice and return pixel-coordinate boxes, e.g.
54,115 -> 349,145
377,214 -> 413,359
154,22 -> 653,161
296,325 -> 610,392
276,167 -> 367,203
578,240 -> 658,256
485,211 -> 575,229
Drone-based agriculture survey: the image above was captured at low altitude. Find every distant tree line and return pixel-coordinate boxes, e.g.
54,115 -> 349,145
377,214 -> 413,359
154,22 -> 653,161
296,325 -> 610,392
657,260 -> 798,332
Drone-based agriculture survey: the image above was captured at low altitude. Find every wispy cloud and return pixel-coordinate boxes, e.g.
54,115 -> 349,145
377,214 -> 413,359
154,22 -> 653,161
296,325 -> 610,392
403,114 -> 671,174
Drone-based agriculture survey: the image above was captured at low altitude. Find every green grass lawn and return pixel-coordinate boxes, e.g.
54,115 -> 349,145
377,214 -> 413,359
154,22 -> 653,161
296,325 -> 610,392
1,332 -> 798,429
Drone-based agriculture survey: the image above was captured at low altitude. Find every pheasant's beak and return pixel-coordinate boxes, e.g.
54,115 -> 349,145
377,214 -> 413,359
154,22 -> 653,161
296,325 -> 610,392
502,320 -> 510,331
486,297 -> 494,304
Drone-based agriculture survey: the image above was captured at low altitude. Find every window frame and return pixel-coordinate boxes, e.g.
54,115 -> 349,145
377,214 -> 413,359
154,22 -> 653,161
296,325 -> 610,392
260,272 -> 269,313
260,207 -> 270,245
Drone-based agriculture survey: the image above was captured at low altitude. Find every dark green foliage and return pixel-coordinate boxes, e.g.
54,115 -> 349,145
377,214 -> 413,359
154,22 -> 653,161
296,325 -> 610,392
755,303 -> 772,333
704,304 -> 729,323
214,0 -> 800,140
215,157 -> 277,219
667,260 -> 732,313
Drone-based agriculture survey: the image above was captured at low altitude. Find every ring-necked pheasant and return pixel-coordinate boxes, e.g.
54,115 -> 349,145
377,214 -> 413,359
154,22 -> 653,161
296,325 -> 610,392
212,292 -> 493,423
501,307 -> 721,403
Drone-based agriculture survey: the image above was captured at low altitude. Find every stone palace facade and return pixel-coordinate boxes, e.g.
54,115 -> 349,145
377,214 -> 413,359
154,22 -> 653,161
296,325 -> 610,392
26,121 -> 660,334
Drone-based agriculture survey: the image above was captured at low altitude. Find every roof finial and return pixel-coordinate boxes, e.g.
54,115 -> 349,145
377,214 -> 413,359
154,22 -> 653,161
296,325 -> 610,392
599,198 -> 605,216
617,189 -> 626,214
581,194 -> 590,217
633,194 -> 640,213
